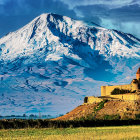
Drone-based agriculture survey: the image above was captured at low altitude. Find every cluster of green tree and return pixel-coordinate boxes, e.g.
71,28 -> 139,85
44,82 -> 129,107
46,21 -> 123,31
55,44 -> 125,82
1,117 -> 140,129
111,88 -> 131,95
0,114 -> 53,119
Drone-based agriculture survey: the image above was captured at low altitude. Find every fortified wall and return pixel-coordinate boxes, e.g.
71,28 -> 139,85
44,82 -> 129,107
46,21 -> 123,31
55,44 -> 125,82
101,80 -> 139,96
100,67 -> 140,101
109,94 -> 140,101
84,67 -> 140,104
84,96 -> 103,104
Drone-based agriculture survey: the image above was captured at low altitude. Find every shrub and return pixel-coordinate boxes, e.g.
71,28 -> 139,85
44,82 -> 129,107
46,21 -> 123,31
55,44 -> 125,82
94,100 -> 108,112
103,114 -> 120,120
1,119 -> 140,129
135,114 -> 140,120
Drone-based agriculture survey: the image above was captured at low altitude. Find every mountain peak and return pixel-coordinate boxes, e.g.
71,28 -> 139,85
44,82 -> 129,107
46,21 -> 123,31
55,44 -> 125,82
0,13 -> 140,115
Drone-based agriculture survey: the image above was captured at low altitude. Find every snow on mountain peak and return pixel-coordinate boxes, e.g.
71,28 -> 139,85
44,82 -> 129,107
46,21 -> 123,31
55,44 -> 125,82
0,13 -> 140,65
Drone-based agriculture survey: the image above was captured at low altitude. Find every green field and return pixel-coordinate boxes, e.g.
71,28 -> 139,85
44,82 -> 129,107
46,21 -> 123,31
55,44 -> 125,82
0,125 -> 140,140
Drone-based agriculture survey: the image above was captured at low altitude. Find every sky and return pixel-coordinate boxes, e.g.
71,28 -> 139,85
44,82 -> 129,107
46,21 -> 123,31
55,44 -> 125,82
0,0 -> 140,38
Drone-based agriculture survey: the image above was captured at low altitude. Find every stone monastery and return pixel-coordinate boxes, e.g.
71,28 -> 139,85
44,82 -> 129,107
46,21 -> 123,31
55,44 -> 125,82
84,67 -> 140,104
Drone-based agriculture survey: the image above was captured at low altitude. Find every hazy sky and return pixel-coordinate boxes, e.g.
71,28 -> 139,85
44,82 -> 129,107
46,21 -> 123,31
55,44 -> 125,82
0,0 -> 140,38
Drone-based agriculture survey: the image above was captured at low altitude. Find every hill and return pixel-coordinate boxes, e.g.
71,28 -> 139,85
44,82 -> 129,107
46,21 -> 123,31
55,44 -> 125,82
53,99 -> 140,120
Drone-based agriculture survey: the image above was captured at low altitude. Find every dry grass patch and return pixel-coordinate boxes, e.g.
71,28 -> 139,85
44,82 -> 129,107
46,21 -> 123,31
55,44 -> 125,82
0,125 -> 140,140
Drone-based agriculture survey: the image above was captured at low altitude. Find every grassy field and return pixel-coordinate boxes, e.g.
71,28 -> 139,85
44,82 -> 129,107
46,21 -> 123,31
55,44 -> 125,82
0,125 -> 140,140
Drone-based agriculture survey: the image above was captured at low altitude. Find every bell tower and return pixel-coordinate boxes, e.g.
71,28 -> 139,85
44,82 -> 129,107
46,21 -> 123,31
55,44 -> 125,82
136,67 -> 140,80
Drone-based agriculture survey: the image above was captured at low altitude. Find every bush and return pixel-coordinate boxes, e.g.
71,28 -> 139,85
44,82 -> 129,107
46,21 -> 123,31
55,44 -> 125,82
94,100 -> 108,112
75,114 -> 95,121
103,114 -> 120,120
1,119 -> 140,129
135,114 -> 140,119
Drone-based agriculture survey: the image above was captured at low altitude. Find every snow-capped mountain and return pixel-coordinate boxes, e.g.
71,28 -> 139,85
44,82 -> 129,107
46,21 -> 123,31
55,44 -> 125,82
0,13 -> 140,116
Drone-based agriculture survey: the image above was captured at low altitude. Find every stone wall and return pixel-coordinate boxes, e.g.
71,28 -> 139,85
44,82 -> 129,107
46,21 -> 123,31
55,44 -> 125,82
84,96 -> 103,104
109,94 -> 140,101
101,84 -> 132,96
101,79 -> 139,97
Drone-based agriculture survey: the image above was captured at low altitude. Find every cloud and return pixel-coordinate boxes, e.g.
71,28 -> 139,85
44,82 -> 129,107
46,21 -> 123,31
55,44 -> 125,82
0,0 -> 9,5
60,0 -> 134,8
0,0 -> 77,38
0,0 -> 140,38
0,0 -> 3,4
131,0 -> 140,5
75,3 -> 140,38
75,4 -> 108,25
76,4 -> 140,22
101,4 -> 140,37
108,4 -> 140,22
0,0 -> 76,17
104,4 -> 140,38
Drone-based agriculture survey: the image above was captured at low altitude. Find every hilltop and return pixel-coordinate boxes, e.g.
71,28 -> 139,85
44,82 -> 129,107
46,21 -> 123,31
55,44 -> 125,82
53,99 -> 140,120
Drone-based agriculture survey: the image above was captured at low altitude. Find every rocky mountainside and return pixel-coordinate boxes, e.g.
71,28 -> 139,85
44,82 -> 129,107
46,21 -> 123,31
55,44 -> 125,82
0,13 -> 140,116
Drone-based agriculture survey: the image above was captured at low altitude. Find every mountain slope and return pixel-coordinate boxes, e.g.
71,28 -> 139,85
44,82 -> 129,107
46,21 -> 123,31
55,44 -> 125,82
0,13 -> 140,116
